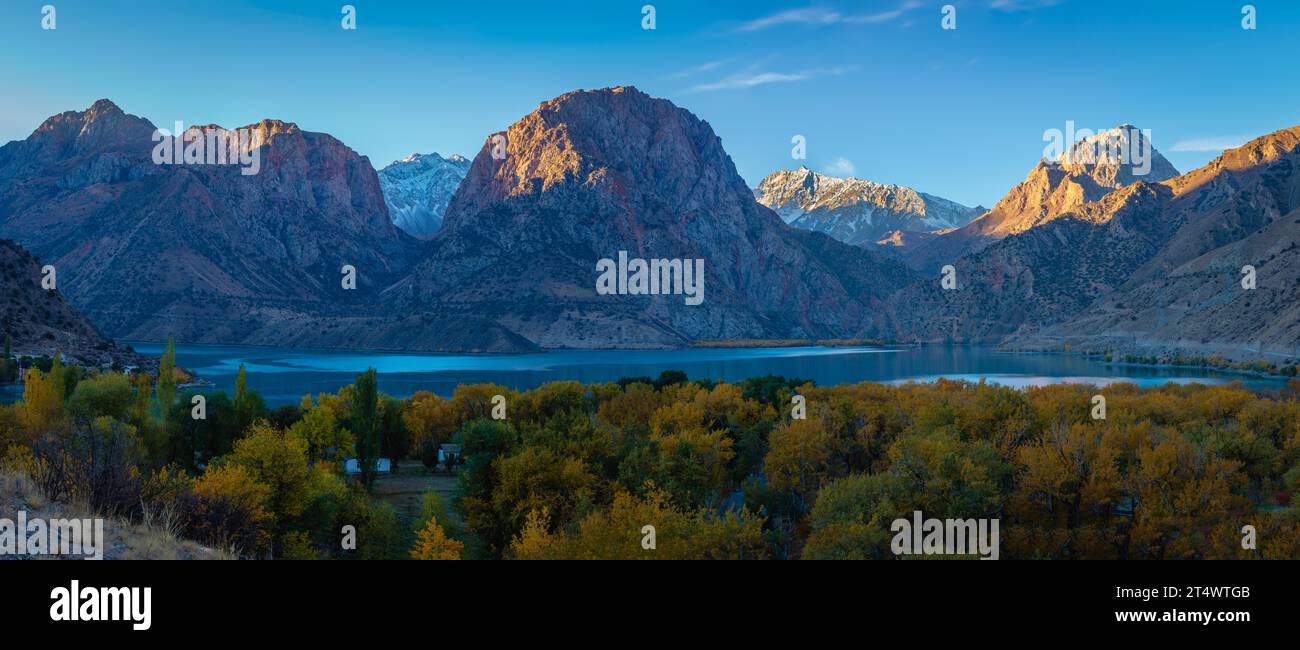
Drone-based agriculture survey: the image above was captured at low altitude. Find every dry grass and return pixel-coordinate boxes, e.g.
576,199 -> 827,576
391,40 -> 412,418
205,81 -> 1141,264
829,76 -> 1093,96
1,469 -> 233,560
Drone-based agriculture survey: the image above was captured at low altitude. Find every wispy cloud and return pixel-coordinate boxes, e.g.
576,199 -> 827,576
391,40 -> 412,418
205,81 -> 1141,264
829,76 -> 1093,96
666,59 -> 733,80
1168,135 -> 1252,153
689,67 -> 851,92
824,158 -> 857,177
737,8 -> 841,32
990,0 -> 1065,12
848,2 -> 922,25
735,2 -> 922,32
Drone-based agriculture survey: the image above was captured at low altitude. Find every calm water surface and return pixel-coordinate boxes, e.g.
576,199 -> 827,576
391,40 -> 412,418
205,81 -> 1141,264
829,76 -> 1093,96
118,343 -> 1287,406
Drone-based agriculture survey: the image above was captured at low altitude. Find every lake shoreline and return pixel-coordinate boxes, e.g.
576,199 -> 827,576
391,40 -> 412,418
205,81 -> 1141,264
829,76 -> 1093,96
995,346 -> 1299,383
104,342 -> 1291,408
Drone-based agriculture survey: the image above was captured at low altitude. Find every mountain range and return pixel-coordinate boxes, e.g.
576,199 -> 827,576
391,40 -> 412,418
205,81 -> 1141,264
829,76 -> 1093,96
0,90 -> 1296,362
0,100 -> 422,350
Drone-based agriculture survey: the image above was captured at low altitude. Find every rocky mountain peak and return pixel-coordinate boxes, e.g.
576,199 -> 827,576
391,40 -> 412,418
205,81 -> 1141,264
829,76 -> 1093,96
442,85 -> 755,235
240,119 -> 302,145
1053,124 -> 1179,188
14,99 -> 155,166
85,98 -> 125,119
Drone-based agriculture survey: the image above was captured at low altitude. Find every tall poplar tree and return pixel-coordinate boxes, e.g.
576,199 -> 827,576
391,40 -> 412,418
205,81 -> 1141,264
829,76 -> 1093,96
352,368 -> 381,489
157,335 -> 177,415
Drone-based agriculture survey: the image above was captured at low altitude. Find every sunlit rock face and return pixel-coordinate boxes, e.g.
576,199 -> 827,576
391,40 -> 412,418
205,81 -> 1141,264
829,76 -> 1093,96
902,125 -> 1178,275
391,86 -> 918,348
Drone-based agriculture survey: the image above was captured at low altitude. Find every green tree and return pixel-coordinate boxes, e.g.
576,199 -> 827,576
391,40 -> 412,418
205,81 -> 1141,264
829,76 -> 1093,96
157,335 -> 177,416
166,391 -> 237,470
351,368 -> 381,488
414,490 -> 463,542
131,372 -> 152,426
653,370 -> 689,390
802,473 -> 908,560
454,418 -> 518,557
234,363 -> 248,410
230,363 -> 267,435
67,372 -> 134,423
48,354 -> 67,402
379,394 -> 409,462
288,400 -> 352,462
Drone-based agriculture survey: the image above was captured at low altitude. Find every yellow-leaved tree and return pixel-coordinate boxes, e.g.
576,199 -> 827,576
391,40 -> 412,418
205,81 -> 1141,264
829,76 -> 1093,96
18,367 -> 64,437
765,418 -> 833,502
191,463 -> 273,556
402,390 -> 458,454
509,486 -> 767,560
228,420 -> 310,556
410,517 -> 463,560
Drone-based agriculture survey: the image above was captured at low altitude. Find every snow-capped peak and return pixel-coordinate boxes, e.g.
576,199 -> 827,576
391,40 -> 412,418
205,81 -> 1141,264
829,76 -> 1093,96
377,152 -> 472,238
754,168 -> 984,246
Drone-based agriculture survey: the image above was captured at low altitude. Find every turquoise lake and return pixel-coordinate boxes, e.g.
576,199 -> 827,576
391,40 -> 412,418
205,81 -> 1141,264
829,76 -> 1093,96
118,343 -> 1289,406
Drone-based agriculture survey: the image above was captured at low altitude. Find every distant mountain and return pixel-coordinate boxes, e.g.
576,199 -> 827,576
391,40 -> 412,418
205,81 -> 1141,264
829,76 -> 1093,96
875,125 -> 1300,360
0,99 -> 419,348
377,152 -> 470,238
0,239 -> 138,367
754,167 -> 983,246
388,87 -> 917,348
903,126 -> 1178,273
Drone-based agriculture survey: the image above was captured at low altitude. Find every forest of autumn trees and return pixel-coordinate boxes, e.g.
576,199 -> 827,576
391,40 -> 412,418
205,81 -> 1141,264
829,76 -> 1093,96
3,347 -> 1300,560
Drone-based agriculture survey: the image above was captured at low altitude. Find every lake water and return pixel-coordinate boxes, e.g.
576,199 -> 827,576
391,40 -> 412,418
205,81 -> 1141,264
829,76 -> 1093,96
116,343 -> 1289,406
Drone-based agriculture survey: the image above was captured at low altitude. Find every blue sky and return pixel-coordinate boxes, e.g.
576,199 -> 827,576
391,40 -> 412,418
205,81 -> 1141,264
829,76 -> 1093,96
2,0 -> 1297,207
